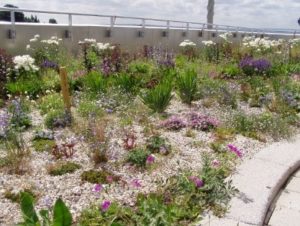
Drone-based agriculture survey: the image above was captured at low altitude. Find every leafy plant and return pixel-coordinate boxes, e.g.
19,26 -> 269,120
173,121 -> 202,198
115,73 -> 141,94
141,81 -> 173,113
44,110 -> 69,129
18,192 -> 72,226
146,135 -> 170,155
38,93 -> 64,115
82,71 -> 107,95
127,148 -> 151,168
176,69 -> 198,105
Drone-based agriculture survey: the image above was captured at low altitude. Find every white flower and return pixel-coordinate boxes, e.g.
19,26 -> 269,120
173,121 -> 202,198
34,34 -> 40,39
26,45 -> 31,50
94,42 -> 114,51
30,38 -> 38,42
202,40 -> 216,46
179,39 -> 196,47
13,55 -> 39,72
219,32 -> 232,42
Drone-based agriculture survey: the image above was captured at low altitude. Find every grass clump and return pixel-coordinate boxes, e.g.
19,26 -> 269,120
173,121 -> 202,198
32,139 -> 55,152
81,170 -> 118,184
141,81 -> 173,113
176,69 -> 198,105
48,162 -> 81,176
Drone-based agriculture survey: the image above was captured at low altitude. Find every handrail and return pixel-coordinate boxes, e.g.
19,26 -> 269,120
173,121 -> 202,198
0,6 -> 299,35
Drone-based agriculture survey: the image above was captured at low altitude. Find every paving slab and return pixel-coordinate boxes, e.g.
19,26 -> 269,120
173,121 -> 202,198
268,206 -> 300,226
222,135 -> 300,226
294,170 -> 300,178
285,177 -> 300,193
199,216 -> 254,226
275,190 -> 300,211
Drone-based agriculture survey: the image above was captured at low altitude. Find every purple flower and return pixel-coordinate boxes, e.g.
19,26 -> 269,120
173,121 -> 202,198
239,56 -> 271,75
92,184 -> 103,192
106,176 -> 114,184
40,60 -> 58,71
187,112 -> 219,131
189,176 -> 204,188
227,144 -> 243,158
101,200 -> 111,212
160,116 -> 186,130
131,179 -> 142,188
146,154 -> 155,164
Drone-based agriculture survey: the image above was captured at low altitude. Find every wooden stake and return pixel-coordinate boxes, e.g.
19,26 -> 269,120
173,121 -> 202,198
59,67 -> 71,114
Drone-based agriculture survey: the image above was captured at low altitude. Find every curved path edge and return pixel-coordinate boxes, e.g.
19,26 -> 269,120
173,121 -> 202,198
200,134 -> 300,226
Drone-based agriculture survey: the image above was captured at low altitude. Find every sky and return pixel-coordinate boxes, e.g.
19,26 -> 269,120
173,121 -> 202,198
1,0 -> 300,29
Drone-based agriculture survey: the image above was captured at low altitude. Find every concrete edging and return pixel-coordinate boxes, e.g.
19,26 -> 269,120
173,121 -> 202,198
201,135 -> 300,226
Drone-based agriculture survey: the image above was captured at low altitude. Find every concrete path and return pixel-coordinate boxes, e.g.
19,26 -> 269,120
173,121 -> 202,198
199,135 -> 300,226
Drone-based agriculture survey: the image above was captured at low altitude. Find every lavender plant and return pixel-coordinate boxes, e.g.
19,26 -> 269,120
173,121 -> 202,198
239,56 -> 271,76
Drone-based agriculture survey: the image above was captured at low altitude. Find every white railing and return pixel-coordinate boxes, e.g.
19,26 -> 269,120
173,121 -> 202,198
0,6 -> 299,36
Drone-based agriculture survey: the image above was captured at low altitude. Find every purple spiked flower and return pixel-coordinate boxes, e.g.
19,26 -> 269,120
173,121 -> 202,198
227,144 -> 243,158
189,176 -> 204,188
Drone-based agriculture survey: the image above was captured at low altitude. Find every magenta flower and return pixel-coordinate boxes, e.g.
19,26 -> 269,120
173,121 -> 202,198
189,176 -> 204,188
131,179 -> 142,188
101,200 -> 111,212
227,144 -> 243,158
146,154 -> 155,164
92,184 -> 103,192
211,159 -> 220,168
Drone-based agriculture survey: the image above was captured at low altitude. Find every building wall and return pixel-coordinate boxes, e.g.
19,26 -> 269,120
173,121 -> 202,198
0,23 -> 298,55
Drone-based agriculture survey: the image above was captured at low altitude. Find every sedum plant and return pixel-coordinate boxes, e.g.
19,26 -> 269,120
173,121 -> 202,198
141,81 -> 173,113
18,192 -> 72,226
176,69 -> 198,105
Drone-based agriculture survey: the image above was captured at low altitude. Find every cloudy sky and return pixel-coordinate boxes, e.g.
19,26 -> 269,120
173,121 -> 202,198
2,0 -> 300,29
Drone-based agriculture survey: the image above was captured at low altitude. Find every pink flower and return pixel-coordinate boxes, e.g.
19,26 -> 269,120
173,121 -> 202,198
146,154 -> 155,164
189,176 -> 204,188
211,159 -> 220,168
101,200 -> 111,212
131,179 -> 142,188
227,144 -> 243,158
106,176 -> 114,184
92,184 -> 103,192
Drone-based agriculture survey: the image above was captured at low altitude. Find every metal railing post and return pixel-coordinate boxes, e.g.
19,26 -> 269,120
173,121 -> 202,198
9,9 -> 16,39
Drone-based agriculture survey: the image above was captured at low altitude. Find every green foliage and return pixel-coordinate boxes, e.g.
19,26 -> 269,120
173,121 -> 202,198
81,170 -> 117,184
6,78 -> 44,98
48,162 -> 81,176
79,203 -> 135,226
44,110 -> 68,129
128,61 -> 151,74
32,139 -> 55,152
176,69 -> 198,105
115,73 -> 141,94
141,81 -> 173,113
38,93 -> 64,115
82,71 -> 107,95
18,192 -> 72,226
146,135 -> 170,154
4,189 -> 36,203
230,112 -> 293,140
126,148 -> 150,167
77,100 -> 104,118
221,63 -> 241,78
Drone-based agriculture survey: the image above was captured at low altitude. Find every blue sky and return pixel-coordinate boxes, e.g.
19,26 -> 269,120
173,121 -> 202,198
2,0 -> 300,29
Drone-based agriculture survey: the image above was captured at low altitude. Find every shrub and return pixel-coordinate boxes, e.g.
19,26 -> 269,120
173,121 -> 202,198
38,93 -> 64,115
48,162 -> 81,176
9,99 -> 31,130
127,148 -> 151,167
186,112 -> 219,131
239,56 -> 271,76
141,81 -> 173,113
115,72 -> 141,94
221,63 -> 241,78
160,115 -> 186,130
44,109 -> 70,129
176,69 -> 198,105
81,170 -> 118,184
